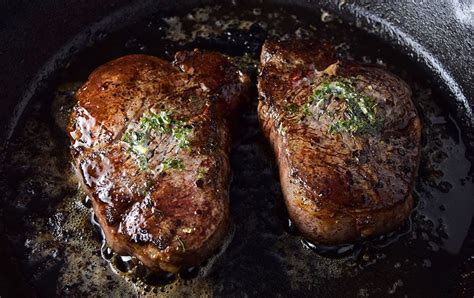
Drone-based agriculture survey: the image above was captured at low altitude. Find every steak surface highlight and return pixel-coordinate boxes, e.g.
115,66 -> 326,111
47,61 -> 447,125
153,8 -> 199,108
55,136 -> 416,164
69,51 -> 250,272
258,40 -> 421,244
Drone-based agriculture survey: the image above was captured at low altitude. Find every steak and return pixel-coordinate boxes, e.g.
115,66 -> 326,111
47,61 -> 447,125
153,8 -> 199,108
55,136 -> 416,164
258,40 -> 421,244
68,51 -> 250,272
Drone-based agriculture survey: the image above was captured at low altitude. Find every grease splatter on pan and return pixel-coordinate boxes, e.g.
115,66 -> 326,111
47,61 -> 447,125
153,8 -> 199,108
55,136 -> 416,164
0,4 -> 473,297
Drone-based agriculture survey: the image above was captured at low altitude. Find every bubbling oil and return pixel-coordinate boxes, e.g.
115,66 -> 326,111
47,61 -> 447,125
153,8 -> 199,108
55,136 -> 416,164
0,3 -> 473,297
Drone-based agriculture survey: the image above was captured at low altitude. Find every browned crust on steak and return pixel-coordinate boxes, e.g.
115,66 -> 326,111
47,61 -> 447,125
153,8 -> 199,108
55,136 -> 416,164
258,40 -> 421,244
69,52 -> 250,272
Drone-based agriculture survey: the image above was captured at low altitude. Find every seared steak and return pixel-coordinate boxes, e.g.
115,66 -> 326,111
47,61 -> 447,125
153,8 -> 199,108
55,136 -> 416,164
69,51 -> 250,272
258,40 -> 421,244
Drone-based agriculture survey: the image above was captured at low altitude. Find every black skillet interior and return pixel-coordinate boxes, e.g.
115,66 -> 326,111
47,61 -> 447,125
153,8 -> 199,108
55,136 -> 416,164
0,0 -> 473,297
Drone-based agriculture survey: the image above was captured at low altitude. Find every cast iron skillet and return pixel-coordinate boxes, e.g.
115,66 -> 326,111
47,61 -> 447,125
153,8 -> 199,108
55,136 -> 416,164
0,0 -> 473,296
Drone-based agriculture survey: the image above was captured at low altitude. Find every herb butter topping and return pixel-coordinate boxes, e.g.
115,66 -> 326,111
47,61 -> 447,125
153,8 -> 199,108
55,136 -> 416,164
306,78 -> 383,135
123,111 -> 192,170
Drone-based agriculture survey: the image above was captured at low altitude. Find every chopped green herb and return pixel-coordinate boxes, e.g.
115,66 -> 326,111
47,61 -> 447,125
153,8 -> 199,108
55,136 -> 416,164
197,167 -> 208,180
122,111 -> 193,170
308,78 -> 383,135
123,130 -> 150,169
139,110 -> 172,134
161,158 -> 184,172
173,126 -> 192,149
301,102 -> 312,117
